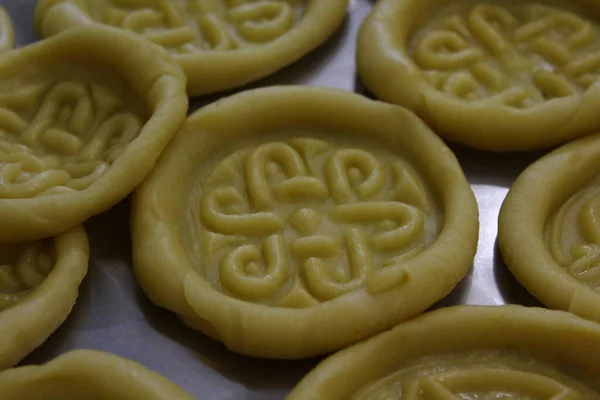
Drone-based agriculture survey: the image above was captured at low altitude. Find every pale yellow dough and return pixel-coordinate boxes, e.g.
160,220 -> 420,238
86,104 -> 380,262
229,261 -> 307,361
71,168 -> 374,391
287,306 -> 600,400
0,25 -> 187,243
0,350 -> 196,399
132,86 -> 479,359
0,7 -> 14,54
357,0 -> 600,151
0,226 -> 88,370
498,133 -> 600,323
35,0 -> 348,96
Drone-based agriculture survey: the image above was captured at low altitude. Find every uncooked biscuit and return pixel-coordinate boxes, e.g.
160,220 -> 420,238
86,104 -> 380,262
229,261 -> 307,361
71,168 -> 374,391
0,350 -> 195,399
358,0 -> 600,151
35,0 -> 348,96
132,86 -> 479,359
499,132 -> 600,323
0,25 -> 187,242
287,306 -> 600,399
0,226 -> 88,370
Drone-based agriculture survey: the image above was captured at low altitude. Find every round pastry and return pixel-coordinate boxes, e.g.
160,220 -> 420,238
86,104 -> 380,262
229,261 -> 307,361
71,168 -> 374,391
0,349 -> 195,399
287,306 -> 600,399
35,0 -> 349,97
0,226 -> 88,370
357,0 -> 600,152
132,86 -> 479,359
0,25 -> 187,243
0,6 -> 14,54
498,133 -> 600,323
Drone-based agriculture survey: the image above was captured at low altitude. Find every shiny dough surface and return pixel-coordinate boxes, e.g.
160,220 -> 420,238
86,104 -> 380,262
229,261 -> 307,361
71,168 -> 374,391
357,0 -> 600,151
499,132 -> 600,323
0,226 -> 88,370
0,25 -> 187,242
35,0 -> 348,96
132,86 -> 478,359
0,350 -> 195,399
286,306 -> 600,400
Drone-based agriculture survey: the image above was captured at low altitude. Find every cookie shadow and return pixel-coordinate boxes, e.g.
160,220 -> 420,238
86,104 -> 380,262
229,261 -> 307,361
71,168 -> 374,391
428,263 -> 474,311
135,289 -> 322,391
493,239 -> 543,307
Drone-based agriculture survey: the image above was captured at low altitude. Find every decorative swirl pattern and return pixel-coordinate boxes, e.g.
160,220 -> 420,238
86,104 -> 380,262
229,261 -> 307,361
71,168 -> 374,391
359,368 -> 584,400
190,138 -> 439,307
0,80 -> 142,198
548,178 -> 600,292
0,240 -> 55,311
413,2 -> 600,108
97,0 -> 305,54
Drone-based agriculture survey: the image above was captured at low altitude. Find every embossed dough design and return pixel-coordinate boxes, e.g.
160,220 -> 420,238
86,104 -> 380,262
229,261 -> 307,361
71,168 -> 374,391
132,86 -> 479,359
357,0 -> 600,151
0,226 -> 88,370
0,26 -> 187,242
35,0 -> 348,96
498,133 -> 600,323
287,306 -> 600,399
0,350 -> 195,399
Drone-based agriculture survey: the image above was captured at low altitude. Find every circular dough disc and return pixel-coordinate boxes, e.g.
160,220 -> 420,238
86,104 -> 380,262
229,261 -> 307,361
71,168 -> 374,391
357,0 -> 600,151
287,306 -> 600,399
499,132 -> 600,323
0,25 -> 187,242
0,226 -> 88,370
0,349 -> 195,399
132,86 -> 479,359
35,0 -> 349,96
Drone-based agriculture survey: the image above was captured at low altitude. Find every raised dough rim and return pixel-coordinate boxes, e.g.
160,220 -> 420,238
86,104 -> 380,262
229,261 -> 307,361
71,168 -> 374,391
286,305 -> 600,399
356,0 -> 600,151
0,25 -> 188,243
0,349 -> 195,399
498,132 -> 600,323
132,85 -> 479,359
0,226 -> 89,370
34,0 -> 350,96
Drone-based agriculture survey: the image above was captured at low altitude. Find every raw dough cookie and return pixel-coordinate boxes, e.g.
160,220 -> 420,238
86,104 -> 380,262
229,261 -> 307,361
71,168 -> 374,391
287,306 -> 600,399
499,133 -> 600,323
357,0 -> 600,151
0,25 -> 187,243
132,86 -> 479,359
0,226 -> 88,370
0,7 -> 14,53
0,350 -> 195,399
35,0 -> 348,96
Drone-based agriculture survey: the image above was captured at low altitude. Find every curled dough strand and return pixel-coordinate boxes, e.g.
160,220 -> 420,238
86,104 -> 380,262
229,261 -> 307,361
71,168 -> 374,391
20,81 -> 94,146
220,234 -> 288,300
414,31 -> 482,70
201,187 -> 285,236
331,202 -> 425,252
245,142 -> 316,209
326,149 -> 385,204
468,4 -> 517,56
199,13 -> 234,50
578,196 -> 600,244
0,150 -> 71,199
302,228 -> 374,301
77,112 -> 141,163
227,1 -> 294,43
